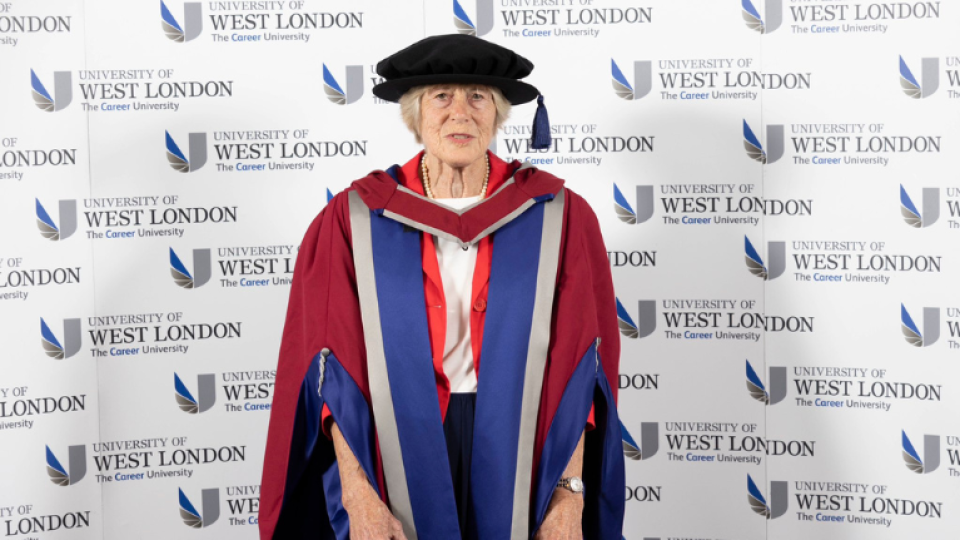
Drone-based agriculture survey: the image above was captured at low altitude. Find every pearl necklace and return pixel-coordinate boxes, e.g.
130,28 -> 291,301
420,154 -> 489,200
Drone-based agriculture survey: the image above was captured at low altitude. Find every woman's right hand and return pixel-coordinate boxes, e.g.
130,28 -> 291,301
342,480 -> 408,540
330,422 -> 408,540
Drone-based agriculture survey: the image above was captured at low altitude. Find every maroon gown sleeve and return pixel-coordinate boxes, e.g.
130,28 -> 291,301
258,190 -> 384,540
532,187 -> 621,484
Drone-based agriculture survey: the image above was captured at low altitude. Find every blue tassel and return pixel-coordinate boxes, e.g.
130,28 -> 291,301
530,95 -> 551,150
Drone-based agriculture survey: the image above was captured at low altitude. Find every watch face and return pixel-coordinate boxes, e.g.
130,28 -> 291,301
569,477 -> 584,492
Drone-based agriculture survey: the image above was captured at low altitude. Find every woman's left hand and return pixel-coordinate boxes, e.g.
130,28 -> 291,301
533,490 -> 584,540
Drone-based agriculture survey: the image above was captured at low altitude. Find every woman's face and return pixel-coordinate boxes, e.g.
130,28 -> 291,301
419,85 -> 497,169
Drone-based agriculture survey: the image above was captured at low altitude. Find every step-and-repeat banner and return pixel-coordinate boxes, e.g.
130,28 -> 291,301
3,0 -> 959,538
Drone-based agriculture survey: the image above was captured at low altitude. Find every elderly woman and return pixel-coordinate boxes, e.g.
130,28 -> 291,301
260,35 -> 624,540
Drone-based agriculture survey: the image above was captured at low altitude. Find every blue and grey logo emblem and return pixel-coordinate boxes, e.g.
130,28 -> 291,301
621,420 -> 659,461
166,131 -> 207,173
744,236 -> 785,281
36,198 -> 77,241
616,298 -> 656,339
41,317 -> 81,360
901,304 -> 939,347
175,373 -> 216,414
611,59 -> 652,101
742,0 -> 782,34
746,360 -> 786,405
161,1 -> 202,42
747,474 -> 788,519
902,430 -> 940,474
743,120 -> 783,164
179,488 -> 220,528
31,69 -> 72,112
899,56 -> 938,99
46,445 -> 86,486
323,64 -> 364,105
170,247 -> 211,289
453,0 -> 493,36
900,185 -> 939,228
613,184 -> 653,225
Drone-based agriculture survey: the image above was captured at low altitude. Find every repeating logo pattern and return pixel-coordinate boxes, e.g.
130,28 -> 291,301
900,304 -> 939,347
174,373 -> 216,414
453,0 -> 493,36
45,445 -> 86,486
161,1 -> 203,42
746,360 -> 786,405
36,199 -> 77,241
742,120 -> 783,165
900,185 -> 939,228
744,236 -> 785,281
323,64 -> 364,105
899,56 -> 939,99
40,317 -> 81,359
741,0 -> 782,34
613,184 -> 653,225
611,59 -> 652,101
169,247 -> 212,289
901,430 -> 940,474
616,298 -> 656,339
165,131 -> 207,173
621,421 -> 659,461
747,475 -> 788,519
30,69 -> 72,112
178,488 -> 220,528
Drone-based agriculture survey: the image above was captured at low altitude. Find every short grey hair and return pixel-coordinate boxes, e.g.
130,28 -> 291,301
399,84 -> 511,144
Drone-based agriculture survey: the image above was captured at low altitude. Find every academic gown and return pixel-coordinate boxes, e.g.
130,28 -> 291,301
258,158 -> 625,540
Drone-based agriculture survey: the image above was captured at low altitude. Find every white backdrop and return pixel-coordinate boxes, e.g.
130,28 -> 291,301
2,0 -> 959,538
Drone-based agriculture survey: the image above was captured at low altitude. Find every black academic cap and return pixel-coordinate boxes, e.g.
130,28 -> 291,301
372,34 -> 540,105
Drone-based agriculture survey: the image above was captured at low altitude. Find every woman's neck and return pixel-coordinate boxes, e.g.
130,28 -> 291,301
423,152 -> 487,198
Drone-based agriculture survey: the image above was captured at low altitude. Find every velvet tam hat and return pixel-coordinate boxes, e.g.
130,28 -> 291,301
372,34 -> 541,105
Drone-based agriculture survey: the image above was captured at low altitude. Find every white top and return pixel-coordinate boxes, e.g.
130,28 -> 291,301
432,195 -> 481,393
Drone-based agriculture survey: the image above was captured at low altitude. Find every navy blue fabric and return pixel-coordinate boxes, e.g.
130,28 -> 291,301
276,352 -> 378,539
444,393 -> 479,540
585,358 -> 626,539
370,208 -> 462,538
471,201 -> 545,538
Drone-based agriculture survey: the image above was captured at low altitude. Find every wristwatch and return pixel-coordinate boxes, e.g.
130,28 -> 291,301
557,476 -> 584,494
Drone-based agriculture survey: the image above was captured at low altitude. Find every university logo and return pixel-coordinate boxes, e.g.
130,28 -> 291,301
747,474 -> 788,519
175,373 -> 216,414
621,420 -> 659,461
36,198 -> 77,241
899,56 -> 939,99
327,188 -> 334,203
165,131 -> 207,173
161,1 -> 203,42
322,64 -> 364,105
746,360 -> 786,405
169,247 -> 212,289
30,69 -> 72,112
40,317 -> 81,360
901,304 -> 939,347
46,445 -> 86,486
613,184 -> 654,224
179,488 -> 220,528
453,0 -> 493,36
743,120 -> 783,165
900,185 -> 939,228
741,0 -> 782,34
902,430 -> 940,474
616,297 -> 656,339
744,236 -> 785,281
611,59 -> 652,101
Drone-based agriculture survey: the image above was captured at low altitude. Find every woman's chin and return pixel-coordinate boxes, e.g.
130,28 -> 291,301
436,146 -> 486,167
